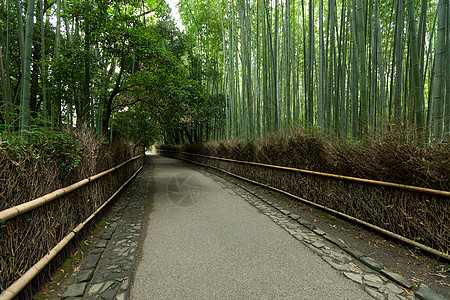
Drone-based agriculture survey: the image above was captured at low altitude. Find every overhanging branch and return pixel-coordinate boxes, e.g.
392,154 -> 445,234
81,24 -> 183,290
112,98 -> 141,111
138,0 -> 164,17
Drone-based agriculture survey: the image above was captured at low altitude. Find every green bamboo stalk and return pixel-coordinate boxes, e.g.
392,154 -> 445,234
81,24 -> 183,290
350,0 -> 359,138
431,0 -> 447,139
317,0 -> 324,129
262,0 -> 268,134
368,0 -> 375,133
0,23 -> 10,127
446,0 -> 450,138
406,0 -> 425,137
356,0 -> 368,137
20,0 -> 36,136
329,0 -> 337,133
274,0 -> 280,131
306,0 -> 315,127
418,0 -> 427,79
2,0 -> 12,127
14,0 -> 24,68
40,0 -> 48,125
0,36 -> 8,122
393,0 -> 404,126
324,0 -> 332,131
375,0 -> 386,131
285,0 -> 292,130
265,1 -> 277,133
292,0 -> 299,127
339,0 -> 348,137
218,0 -> 230,139
300,0 -> 308,127
245,0 -> 253,138
255,0 -> 261,137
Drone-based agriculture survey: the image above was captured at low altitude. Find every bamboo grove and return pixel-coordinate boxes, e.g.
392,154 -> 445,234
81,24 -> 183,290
178,0 -> 450,141
1,0 -> 449,144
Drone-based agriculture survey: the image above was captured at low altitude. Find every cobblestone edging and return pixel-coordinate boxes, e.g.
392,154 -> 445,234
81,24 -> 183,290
60,162 -> 151,300
59,156 -> 447,300
201,170 -> 448,300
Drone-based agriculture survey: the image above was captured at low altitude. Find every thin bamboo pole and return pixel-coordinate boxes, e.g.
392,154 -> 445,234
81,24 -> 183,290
167,153 -> 449,261
0,165 -> 143,300
170,151 -> 450,197
0,155 -> 143,223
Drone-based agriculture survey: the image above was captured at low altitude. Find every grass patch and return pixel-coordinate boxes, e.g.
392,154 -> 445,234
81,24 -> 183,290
95,217 -> 110,233
33,216 -> 110,299
312,209 -> 357,230
62,216 -> 110,270
432,262 -> 450,270
34,293 -> 45,300
270,191 -> 281,197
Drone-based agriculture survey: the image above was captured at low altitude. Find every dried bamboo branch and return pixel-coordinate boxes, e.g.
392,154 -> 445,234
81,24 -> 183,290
0,155 -> 143,223
178,151 -> 450,198
0,165 -> 143,300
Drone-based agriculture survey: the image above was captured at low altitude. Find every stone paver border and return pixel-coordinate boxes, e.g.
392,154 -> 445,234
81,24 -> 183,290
60,158 -> 151,300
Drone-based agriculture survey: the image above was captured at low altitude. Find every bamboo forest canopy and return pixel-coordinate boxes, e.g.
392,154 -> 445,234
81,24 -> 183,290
177,0 -> 449,141
0,0 -> 449,145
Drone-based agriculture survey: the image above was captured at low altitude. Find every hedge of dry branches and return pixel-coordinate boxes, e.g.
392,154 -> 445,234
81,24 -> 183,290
161,130 -> 449,254
0,129 -> 144,297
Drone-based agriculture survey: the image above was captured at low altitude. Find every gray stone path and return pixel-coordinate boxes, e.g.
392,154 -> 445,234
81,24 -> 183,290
131,156 -> 372,299
58,154 -> 447,300
206,171 -> 418,300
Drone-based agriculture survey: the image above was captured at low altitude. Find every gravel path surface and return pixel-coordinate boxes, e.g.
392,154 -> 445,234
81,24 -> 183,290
131,155 -> 371,299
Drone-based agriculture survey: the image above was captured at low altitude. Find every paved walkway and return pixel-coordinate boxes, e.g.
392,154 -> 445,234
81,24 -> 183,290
131,155 -> 371,299
59,154 -> 427,299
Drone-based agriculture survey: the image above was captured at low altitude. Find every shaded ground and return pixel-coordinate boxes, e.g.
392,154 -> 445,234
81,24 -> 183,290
131,155 -> 372,299
36,156 -> 449,299
205,168 -> 449,297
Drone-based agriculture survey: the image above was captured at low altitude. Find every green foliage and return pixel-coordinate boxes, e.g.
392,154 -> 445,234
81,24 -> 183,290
108,16 -> 226,145
174,0 -> 447,141
0,128 -> 83,174
0,0 -> 226,146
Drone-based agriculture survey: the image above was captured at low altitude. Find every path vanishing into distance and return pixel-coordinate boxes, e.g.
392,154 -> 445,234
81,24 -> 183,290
131,155 -> 371,299
55,154 -> 437,299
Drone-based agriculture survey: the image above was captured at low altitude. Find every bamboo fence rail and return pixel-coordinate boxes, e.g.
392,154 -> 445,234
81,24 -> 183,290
0,155 -> 143,223
176,151 -> 450,198
0,154 -> 144,299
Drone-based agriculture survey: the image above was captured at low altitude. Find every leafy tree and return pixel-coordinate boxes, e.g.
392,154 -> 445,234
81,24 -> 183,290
0,0 -> 224,144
